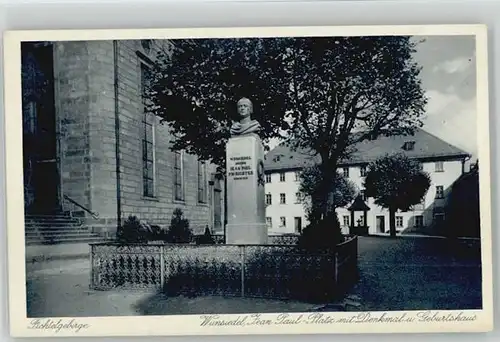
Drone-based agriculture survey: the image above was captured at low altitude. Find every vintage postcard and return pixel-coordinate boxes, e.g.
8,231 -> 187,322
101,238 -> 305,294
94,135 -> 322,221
3,25 -> 493,337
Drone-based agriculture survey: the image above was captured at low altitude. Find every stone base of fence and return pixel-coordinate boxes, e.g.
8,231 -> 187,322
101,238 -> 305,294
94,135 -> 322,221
90,236 -> 358,302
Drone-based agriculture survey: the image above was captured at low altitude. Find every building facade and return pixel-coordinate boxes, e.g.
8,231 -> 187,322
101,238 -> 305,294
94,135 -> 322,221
264,169 -> 305,234
264,129 -> 470,236
22,39 -> 224,242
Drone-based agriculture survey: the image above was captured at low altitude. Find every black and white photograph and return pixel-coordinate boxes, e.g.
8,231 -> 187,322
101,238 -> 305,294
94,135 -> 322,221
3,25 -> 492,336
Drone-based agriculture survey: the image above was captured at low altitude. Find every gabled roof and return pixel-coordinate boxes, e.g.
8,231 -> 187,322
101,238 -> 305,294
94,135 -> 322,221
348,195 -> 371,212
264,128 -> 470,172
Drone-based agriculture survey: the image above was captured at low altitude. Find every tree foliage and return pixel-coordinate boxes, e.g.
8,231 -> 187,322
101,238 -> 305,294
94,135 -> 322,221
148,36 -> 427,220
364,153 -> 431,237
297,214 -> 344,251
148,38 -> 290,170
298,165 -> 357,224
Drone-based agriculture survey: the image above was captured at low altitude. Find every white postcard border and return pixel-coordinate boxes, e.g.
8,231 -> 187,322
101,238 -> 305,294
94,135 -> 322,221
3,24 -> 493,337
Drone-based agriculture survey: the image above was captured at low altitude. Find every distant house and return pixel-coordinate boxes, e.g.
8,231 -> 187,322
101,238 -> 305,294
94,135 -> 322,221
264,129 -> 471,235
22,40 -> 225,244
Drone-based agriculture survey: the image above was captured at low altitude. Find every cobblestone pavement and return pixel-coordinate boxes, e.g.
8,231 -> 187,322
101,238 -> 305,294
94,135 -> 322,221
344,236 -> 482,311
26,236 -> 482,317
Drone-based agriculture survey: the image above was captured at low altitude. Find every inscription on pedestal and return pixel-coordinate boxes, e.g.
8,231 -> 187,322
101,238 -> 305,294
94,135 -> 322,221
225,97 -> 267,245
228,156 -> 254,180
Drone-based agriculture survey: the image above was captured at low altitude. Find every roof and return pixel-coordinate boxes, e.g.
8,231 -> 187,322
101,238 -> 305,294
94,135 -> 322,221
264,128 -> 470,172
348,195 -> 371,212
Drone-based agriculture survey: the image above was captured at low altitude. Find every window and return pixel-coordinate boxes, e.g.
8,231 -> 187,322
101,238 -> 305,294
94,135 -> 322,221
294,217 -> 302,233
265,194 -> 272,205
140,61 -> 152,112
435,161 -> 444,172
280,193 -> 286,204
396,216 -> 403,228
360,166 -> 367,177
295,171 -> 300,181
266,217 -> 272,229
343,215 -> 350,227
295,192 -> 301,203
415,215 -> 424,227
280,172 -> 286,182
343,167 -> 349,178
435,185 -> 444,199
174,151 -> 184,201
280,217 -> 286,227
434,213 -> 445,224
142,118 -> 155,197
403,141 -> 415,151
265,174 -> 271,183
197,160 -> 207,203
141,62 -> 155,198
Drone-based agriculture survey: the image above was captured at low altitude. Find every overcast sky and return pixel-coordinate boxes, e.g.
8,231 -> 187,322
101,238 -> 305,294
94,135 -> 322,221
412,35 -> 477,159
267,35 -> 478,159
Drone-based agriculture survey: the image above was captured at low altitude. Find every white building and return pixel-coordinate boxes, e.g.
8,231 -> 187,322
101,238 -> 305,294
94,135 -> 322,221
264,129 -> 471,235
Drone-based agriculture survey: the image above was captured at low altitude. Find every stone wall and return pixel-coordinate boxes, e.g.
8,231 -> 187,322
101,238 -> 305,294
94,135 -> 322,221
54,41 -> 94,213
115,40 -> 219,234
55,39 -> 222,237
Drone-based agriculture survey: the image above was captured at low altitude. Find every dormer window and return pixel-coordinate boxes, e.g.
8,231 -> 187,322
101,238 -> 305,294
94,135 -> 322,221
403,141 -> 415,151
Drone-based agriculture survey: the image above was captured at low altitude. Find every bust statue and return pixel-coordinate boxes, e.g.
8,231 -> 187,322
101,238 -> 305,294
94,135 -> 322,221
230,97 -> 261,137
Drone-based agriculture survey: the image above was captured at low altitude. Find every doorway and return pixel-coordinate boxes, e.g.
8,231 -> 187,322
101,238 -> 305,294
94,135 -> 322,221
22,42 -> 60,214
294,217 -> 302,234
376,215 -> 385,233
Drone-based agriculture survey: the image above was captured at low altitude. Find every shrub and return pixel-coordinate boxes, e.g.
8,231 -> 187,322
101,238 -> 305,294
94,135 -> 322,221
164,208 -> 192,243
149,224 -> 165,241
116,215 -> 149,243
196,226 -> 215,245
297,214 -> 343,251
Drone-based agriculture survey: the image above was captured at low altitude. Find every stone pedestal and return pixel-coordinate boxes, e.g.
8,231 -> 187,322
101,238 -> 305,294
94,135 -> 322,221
225,134 -> 267,245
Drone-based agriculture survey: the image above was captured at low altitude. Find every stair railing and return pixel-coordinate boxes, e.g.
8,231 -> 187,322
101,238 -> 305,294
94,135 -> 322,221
63,194 -> 100,220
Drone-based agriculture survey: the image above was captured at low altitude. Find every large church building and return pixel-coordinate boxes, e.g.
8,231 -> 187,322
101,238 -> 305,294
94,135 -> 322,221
22,39 -> 224,244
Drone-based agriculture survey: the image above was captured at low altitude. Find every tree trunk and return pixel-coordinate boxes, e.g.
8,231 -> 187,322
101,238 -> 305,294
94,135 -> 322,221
319,158 -> 337,221
223,175 -> 228,242
389,206 -> 397,238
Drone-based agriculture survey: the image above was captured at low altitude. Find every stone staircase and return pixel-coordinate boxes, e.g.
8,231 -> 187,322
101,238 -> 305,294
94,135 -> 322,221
25,213 -> 104,245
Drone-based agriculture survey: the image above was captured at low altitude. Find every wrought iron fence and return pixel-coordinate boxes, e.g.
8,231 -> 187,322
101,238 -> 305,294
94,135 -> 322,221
90,236 -> 358,301
335,236 -> 359,291
194,234 -> 300,245
90,244 -> 162,290
267,234 -> 300,245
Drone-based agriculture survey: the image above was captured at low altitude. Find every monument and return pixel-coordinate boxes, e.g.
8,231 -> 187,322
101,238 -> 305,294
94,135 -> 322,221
225,98 -> 268,245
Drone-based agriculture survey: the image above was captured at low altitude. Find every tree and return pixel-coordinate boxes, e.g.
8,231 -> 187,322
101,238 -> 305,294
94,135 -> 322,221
148,36 -> 427,226
148,38 -> 289,171
280,36 -> 427,223
363,153 -> 431,237
297,165 -> 357,226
